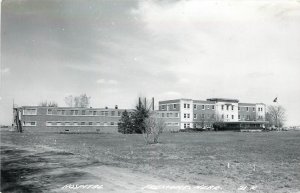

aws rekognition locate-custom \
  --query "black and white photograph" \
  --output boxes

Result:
[1,0,300,192]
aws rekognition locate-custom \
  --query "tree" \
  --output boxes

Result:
[144,113,166,144]
[131,97,151,134]
[64,95,75,107]
[118,110,133,134]
[64,94,91,108]
[39,101,58,107]
[266,105,286,128]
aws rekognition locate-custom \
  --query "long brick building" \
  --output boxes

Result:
[13,105,133,133]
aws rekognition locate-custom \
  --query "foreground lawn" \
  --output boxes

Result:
[1,131,300,192]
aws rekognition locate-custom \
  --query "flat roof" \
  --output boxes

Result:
[238,103,256,106]
[17,106,133,111]
[207,98,239,103]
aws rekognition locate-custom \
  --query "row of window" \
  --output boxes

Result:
[23,121,37,126]
[166,122,180,126]
[221,105,234,111]
[160,104,178,110]
[160,112,179,118]
[46,121,118,126]
[159,104,263,112]
[47,109,122,117]
[184,113,217,119]
[188,104,215,110]
[222,114,235,120]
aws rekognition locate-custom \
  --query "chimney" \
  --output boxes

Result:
[105,106,108,109]
[115,105,118,109]
[152,97,154,110]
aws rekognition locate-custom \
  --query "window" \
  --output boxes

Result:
[207,105,210,110]
[57,122,62,126]
[187,123,190,128]
[89,122,93,126]
[221,105,224,110]
[104,122,108,126]
[23,121,36,126]
[93,111,97,115]
[187,114,190,118]
[184,114,186,118]
[222,114,224,119]
[194,114,197,119]
[226,105,229,111]
[96,122,101,126]
[104,111,108,116]
[247,115,250,120]
[166,113,169,118]
[46,121,52,126]
[187,104,190,108]
[47,109,53,115]
[162,113,165,117]
[238,107,240,111]
[246,107,249,112]
[73,122,78,126]
[118,111,121,116]
[70,110,74,115]
[62,110,65,115]
[162,105,165,110]
[202,105,205,110]
[175,113,179,117]
[82,110,86,115]
[202,114,205,118]
[23,108,37,115]
[238,115,240,119]
[194,104,197,109]
[184,123,187,128]
[65,122,71,126]
[75,110,79,115]
[232,115,234,119]
[81,122,85,125]
[173,104,177,109]
[253,107,255,112]
[232,106,234,110]
[226,115,229,118]
[212,105,215,110]
[111,111,115,116]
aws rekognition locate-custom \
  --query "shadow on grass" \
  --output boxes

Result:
[1,146,90,193]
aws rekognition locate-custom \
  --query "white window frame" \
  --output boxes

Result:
[23,108,37,115]
[23,121,37,126]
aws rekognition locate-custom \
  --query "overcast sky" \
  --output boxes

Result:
[1,0,300,126]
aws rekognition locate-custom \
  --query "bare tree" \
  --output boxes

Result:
[64,94,91,107]
[267,105,286,128]
[39,100,58,107]
[144,113,166,144]
[64,95,74,107]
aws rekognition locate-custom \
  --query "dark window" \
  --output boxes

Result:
[89,122,93,125]
[82,110,86,115]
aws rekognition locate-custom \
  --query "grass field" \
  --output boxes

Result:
[1,130,300,193]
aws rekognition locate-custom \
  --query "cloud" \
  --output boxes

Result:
[96,79,118,85]
[1,67,10,74]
